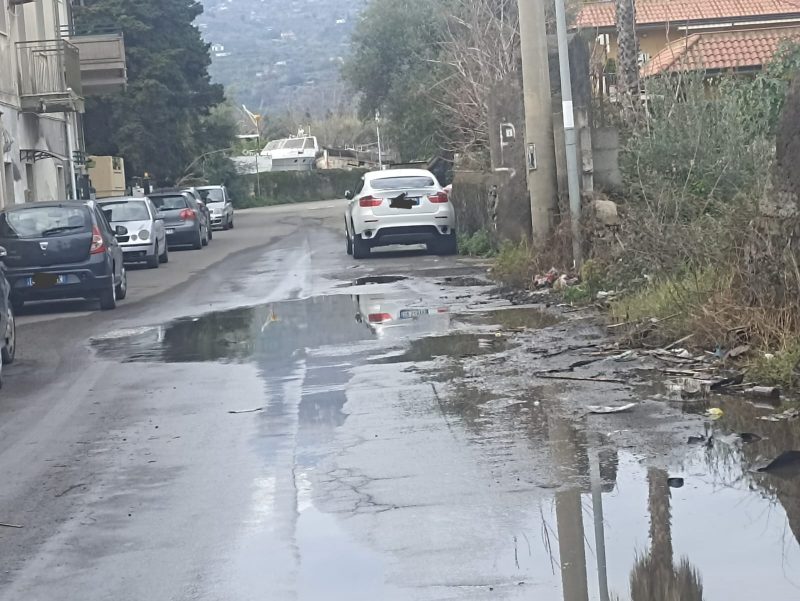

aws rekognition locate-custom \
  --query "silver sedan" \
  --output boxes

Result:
[98,197,169,269]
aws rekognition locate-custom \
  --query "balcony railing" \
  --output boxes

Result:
[67,33,127,95]
[16,39,84,113]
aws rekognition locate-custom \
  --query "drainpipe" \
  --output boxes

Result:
[66,112,78,200]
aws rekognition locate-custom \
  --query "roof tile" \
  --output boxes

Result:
[641,25,800,75]
[576,0,800,29]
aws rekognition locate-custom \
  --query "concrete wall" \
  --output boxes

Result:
[592,127,622,192]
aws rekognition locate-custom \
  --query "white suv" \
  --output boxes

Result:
[344,169,457,259]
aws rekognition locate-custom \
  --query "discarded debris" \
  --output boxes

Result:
[709,372,745,391]
[757,451,800,476]
[587,402,637,414]
[705,408,724,419]
[688,435,707,445]
[759,408,800,422]
[667,477,685,488]
[0,523,23,529]
[537,374,627,384]
[613,350,637,362]
[744,386,781,399]
[739,433,763,444]
[727,345,751,359]
[228,407,264,415]
[681,378,704,396]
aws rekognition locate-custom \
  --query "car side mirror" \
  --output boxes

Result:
[115,225,128,236]
[0,246,7,259]
[344,190,353,200]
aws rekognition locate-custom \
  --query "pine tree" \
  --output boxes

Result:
[74,0,225,184]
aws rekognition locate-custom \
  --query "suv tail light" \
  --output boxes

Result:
[90,225,106,255]
[180,208,197,221]
[368,313,392,323]
[429,192,449,203]
[359,196,383,208]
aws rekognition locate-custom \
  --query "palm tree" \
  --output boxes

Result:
[614,0,641,118]
[630,468,704,601]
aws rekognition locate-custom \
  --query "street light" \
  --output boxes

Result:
[375,110,383,170]
[243,105,263,199]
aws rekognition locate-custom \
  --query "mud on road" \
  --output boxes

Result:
[1,209,799,601]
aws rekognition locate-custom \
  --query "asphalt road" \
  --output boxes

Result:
[2,200,800,601]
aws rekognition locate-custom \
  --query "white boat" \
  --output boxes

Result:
[259,134,320,172]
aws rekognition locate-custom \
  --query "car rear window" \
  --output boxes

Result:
[0,206,91,239]
[199,188,224,202]
[149,195,188,210]
[371,176,436,190]
[100,201,150,222]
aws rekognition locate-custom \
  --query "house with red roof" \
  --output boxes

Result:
[575,0,800,77]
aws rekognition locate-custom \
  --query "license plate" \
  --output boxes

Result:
[166,229,175,235]
[400,309,429,319]
[27,274,67,288]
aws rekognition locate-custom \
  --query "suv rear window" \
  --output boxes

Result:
[0,206,91,239]
[100,201,150,222]
[149,195,188,210]
[199,188,224,202]
[371,176,436,190]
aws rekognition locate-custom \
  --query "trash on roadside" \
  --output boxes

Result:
[759,408,800,422]
[705,407,724,419]
[674,349,692,359]
[534,268,560,289]
[681,378,707,397]
[727,345,751,359]
[613,350,637,362]
[0,522,23,529]
[709,372,745,391]
[228,407,264,414]
[552,274,569,291]
[745,386,781,399]
[688,435,707,444]
[739,433,763,444]
[587,402,637,414]
[756,451,800,476]
[667,477,685,488]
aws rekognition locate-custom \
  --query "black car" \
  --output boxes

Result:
[0,201,128,311]
[148,191,210,250]
[0,248,16,380]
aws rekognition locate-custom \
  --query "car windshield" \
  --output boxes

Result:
[199,189,225,203]
[100,201,150,222]
[149,195,188,210]
[371,176,436,190]
[0,206,90,239]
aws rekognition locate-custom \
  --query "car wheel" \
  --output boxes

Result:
[2,306,16,365]
[229,218,234,230]
[99,276,117,310]
[352,235,370,260]
[201,225,209,246]
[208,225,213,242]
[115,267,128,300]
[433,232,459,256]
[146,248,159,269]
[159,240,169,263]
[193,228,203,250]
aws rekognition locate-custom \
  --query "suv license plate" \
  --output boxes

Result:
[166,228,175,235]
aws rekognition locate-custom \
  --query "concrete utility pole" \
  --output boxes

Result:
[554,0,583,266]
[518,0,558,243]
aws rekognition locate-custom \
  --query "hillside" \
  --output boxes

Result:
[198,0,365,116]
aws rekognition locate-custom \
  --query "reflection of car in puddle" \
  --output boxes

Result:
[353,293,450,339]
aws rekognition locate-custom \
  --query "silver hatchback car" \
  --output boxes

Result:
[344,169,457,259]
[98,197,168,269]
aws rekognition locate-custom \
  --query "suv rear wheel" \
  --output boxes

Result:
[352,235,370,260]
[99,277,117,310]
[115,268,128,300]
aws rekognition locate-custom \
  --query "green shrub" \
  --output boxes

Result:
[491,241,533,288]
[458,229,495,257]
[747,341,800,389]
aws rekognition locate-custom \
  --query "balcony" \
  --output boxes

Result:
[68,33,127,95]
[16,40,84,113]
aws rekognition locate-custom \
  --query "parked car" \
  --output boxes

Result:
[0,247,16,375]
[196,185,235,230]
[0,201,127,311]
[98,197,168,269]
[182,188,213,242]
[148,191,209,250]
[344,169,457,259]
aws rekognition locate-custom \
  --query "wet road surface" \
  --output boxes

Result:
[1,201,800,600]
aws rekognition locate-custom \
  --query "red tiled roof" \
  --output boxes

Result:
[576,0,800,30]
[641,25,800,75]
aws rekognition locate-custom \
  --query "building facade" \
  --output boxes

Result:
[0,0,126,208]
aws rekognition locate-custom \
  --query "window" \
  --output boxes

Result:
[0,3,7,36]
[371,176,436,191]
[0,206,90,239]
[2,163,13,208]
[149,195,188,211]
[100,201,150,222]
[25,164,35,202]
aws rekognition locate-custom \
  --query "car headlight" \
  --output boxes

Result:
[138,229,150,241]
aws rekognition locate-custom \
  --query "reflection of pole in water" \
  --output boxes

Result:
[549,416,589,601]
[556,488,589,601]
[590,448,610,601]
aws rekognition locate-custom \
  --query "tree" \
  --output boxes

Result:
[74,0,226,185]
[615,0,640,119]
[342,0,451,161]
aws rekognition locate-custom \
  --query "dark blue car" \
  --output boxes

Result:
[0,201,128,311]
